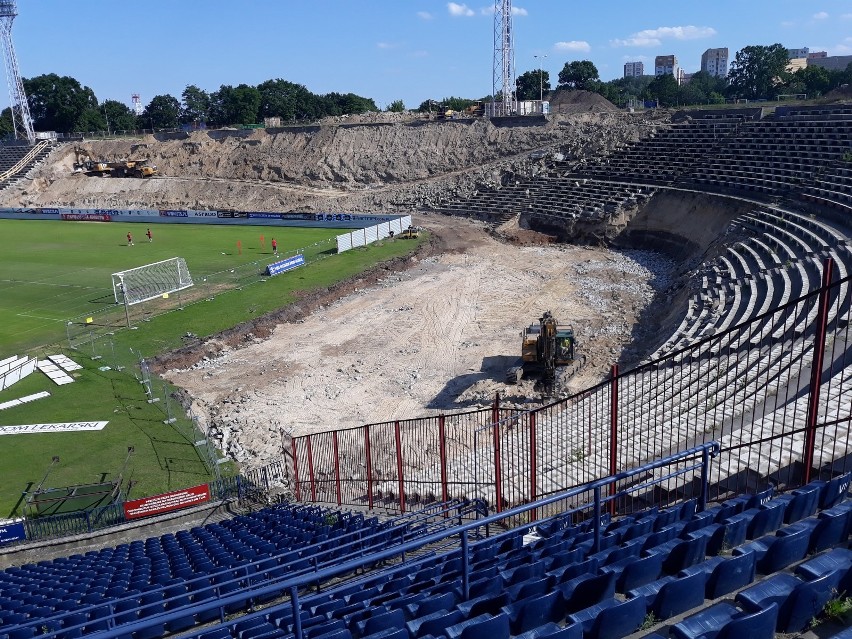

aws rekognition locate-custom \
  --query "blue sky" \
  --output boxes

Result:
[6,1,851,112]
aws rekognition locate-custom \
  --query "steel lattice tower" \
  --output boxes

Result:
[0,0,33,143]
[491,0,516,117]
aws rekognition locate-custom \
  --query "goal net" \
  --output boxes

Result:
[112,257,194,306]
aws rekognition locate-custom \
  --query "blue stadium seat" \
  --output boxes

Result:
[738,570,842,633]
[773,483,821,524]
[805,502,852,553]
[735,523,811,574]
[445,612,510,639]
[603,551,664,592]
[404,592,456,620]
[407,609,465,638]
[795,547,852,586]
[358,609,406,637]
[649,571,706,619]
[513,622,581,639]
[560,571,616,614]
[716,603,778,639]
[815,471,851,509]
[704,550,756,599]
[501,590,563,634]
[584,595,647,639]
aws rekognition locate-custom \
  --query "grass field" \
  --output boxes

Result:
[0,219,343,351]
[0,218,423,516]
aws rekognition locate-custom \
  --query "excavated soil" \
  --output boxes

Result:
[160,214,676,469]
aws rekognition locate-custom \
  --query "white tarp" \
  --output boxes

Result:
[0,391,50,412]
[336,215,413,253]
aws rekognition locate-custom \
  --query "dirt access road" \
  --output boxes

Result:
[163,215,671,469]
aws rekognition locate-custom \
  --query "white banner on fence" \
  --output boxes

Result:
[0,357,35,391]
[336,215,412,253]
[0,421,109,436]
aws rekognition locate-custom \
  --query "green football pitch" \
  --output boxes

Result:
[0,218,342,352]
[0,217,422,517]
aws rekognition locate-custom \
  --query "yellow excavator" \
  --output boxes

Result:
[507,311,582,389]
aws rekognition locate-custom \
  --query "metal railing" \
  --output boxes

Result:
[13,443,717,639]
[292,265,852,512]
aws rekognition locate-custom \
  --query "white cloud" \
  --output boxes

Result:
[512,6,528,16]
[781,20,796,27]
[410,50,429,58]
[622,55,650,62]
[813,11,829,19]
[842,13,852,19]
[376,42,398,49]
[554,40,591,53]
[611,25,716,47]
[448,2,474,17]
[835,43,852,54]
[417,11,433,20]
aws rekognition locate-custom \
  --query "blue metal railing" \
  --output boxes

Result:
[11,442,718,639]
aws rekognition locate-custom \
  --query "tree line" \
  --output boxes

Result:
[1,75,379,135]
[4,43,851,135]
[513,44,852,109]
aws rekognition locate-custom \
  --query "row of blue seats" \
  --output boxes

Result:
[3,477,849,639]
[0,503,470,638]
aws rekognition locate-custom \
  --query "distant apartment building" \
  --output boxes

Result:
[701,47,729,77]
[624,61,644,78]
[655,55,679,79]
[808,51,828,59]
[807,55,852,72]
[787,47,809,59]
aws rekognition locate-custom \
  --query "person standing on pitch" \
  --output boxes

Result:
[127,232,134,246]
[271,238,278,255]
[146,228,153,242]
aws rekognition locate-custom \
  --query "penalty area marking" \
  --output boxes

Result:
[0,421,109,435]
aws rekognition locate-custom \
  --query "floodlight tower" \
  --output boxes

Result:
[491,0,516,117]
[0,0,33,143]
[131,93,143,116]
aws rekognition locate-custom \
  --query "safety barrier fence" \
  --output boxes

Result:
[336,216,412,252]
[14,444,716,639]
[292,261,852,513]
[9,468,282,545]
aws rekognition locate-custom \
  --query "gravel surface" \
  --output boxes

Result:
[162,217,675,471]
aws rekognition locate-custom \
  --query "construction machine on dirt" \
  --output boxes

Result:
[506,311,585,392]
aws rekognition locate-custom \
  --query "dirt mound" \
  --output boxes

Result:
[6,112,656,214]
[548,90,620,114]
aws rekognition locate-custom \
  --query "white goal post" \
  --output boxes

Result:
[112,257,194,306]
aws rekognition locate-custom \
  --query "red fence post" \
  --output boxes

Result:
[394,421,406,513]
[803,258,833,484]
[307,435,316,502]
[291,438,301,502]
[529,411,537,522]
[365,425,373,510]
[609,364,619,516]
[332,431,342,506]
[439,415,448,506]
[493,392,503,513]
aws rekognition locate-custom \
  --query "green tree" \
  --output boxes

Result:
[386,99,405,112]
[141,94,180,129]
[180,85,210,125]
[102,99,137,132]
[645,74,680,107]
[210,84,261,125]
[24,73,98,133]
[794,65,831,97]
[557,60,599,91]
[0,107,13,138]
[75,108,106,132]
[728,44,790,99]
[516,69,551,101]
[321,92,377,116]
[257,79,323,122]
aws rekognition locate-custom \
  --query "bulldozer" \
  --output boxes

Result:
[73,148,158,178]
[506,311,583,390]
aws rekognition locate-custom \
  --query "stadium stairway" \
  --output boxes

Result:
[5,474,847,639]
